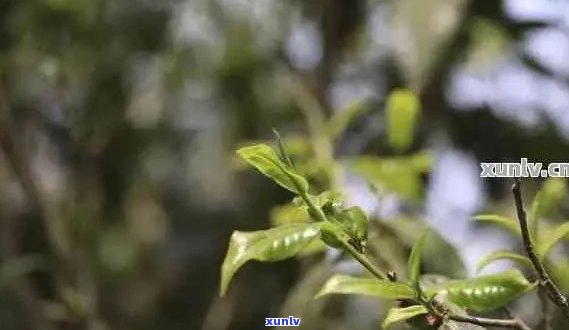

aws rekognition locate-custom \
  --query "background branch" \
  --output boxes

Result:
[512,180,569,319]
[447,313,532,330]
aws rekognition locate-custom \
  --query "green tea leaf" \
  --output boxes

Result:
[530,178,566,222]
[382,305,428,329]
[386,88,420,152]
[270,203,311,227]
[323,205,368,253]
[475,251,532,273]
[538,221,569,260]
[408,232,427,287]
[315,275,415,300]
[428,269,534,312]
[237,144,309,194]
[220,223,321,296]
[319,221,351,250]
[472,215,520,236]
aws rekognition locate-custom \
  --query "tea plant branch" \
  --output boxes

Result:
[446,313,532,330]
[298,189,388,281]
[512,180,569,319]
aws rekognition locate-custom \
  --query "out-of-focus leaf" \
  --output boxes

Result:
[408,232,427,286]
[382,305,428,329]
[386,89,420,152]
[530,178,566,222]
[538,222,569,261]
[270,203,311,226]
[392,0,468,89]
[384,219,466,278]
[472,215,520,236]
[475,251,532,273]
[351,152,432,200]
[0,255,47,283]
[220,223,321,296]
[327,101,368,138]
[550,260,569,293]
[315,274,415,299]
[237,144,309,194]
[426,270,535,312]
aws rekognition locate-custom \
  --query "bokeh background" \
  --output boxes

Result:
[1,0,569,329]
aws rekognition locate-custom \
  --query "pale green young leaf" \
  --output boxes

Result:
[538,222,569,260]
[382,305,428,329]
[408,232,427,286]
[270,203,311,227]
[426,269,535,312]
[530,178,566,222]
[220,223,321,296]
[237,144,309,194]
[315,275,415,299]
[472,215,520,236]
[475,251,532,273]
[385,88,420,152]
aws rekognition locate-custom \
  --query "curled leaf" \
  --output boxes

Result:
[427,269,535,312]
[220,223,321,296]
[538,221,569,260]
[237,144,309,194]
[475,251,532,273]
[316,274,415,300]
[408,232,427,287]
[472,214,520,236]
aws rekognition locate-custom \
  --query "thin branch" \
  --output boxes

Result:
[512,180,569,319]
[447,313,532,330]
[299,189,387,281]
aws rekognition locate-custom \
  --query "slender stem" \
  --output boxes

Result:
[297,190,387,280]
[338,239,387,280]
[447,313,532,330]
[512,180,569,319]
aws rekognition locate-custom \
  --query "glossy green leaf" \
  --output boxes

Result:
[475,251,532,273]
[538,221,569,260]
[386,88,420,152]
[237,144,309,194]
[327,101,368,138]
[382,305,428,329]
[427,270,534,312]
[472,214,520,236]
[315,275,416,300]
[220,223,321,296]
[408,232,427,286]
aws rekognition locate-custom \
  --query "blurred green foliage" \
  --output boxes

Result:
[1,0,569,329]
